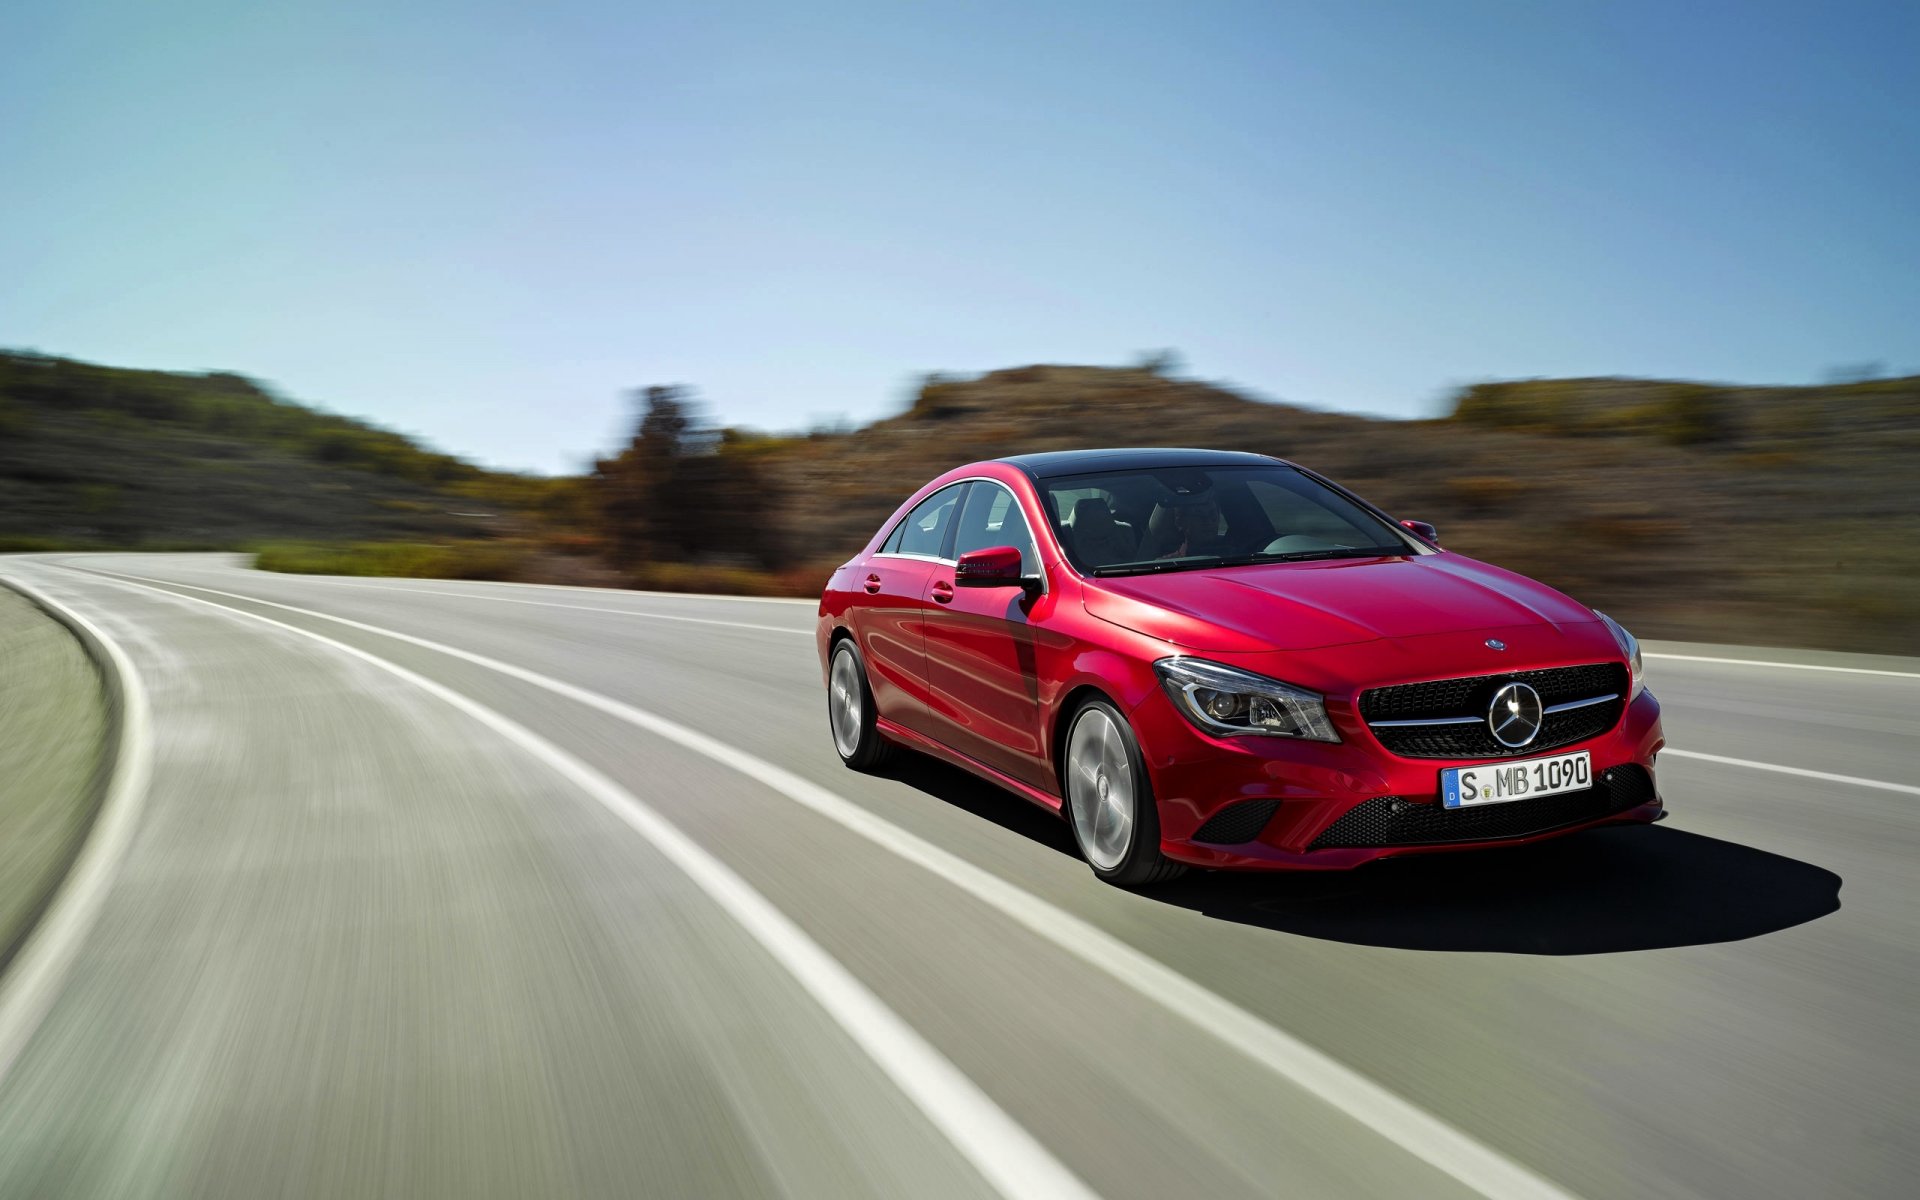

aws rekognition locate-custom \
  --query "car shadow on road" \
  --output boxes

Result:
[1153,825,1842,955]
[876,753,1082,857]
[880,755,1841,955]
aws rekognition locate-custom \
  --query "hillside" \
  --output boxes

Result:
[6,349,1915,654]
[0,351,541,550]
[759,366,1920,654]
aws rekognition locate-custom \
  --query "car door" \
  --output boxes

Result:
[857,482,965,735]
[921,479,1054,787]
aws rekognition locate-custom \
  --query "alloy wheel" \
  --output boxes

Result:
[829,646,863,759]
[1066,706,1135,871]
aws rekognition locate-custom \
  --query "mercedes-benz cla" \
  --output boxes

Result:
[817,449,1664,886]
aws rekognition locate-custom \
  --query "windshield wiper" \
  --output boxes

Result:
[1089,556,1228,577]
[1090,547,1403,576]
[1223,546,1405,565]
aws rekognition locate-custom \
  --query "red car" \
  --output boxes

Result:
[818,449,1664,886]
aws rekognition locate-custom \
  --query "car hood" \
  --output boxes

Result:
[1083,553,1599,652]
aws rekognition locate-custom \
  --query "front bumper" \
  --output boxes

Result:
[1133,684,1666,871]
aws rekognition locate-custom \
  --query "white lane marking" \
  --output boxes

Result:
[80,565,1574,1200]
[0,571,155,1085]
[239,576,811,636]
[1648,652,1920,680]
[227,559,818,606]
[1662,748,1920,796]
[417,577,818,606]
[74,570,1095,1200]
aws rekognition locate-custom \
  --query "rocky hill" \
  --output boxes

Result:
[0,351,547,550]
[6,348,1914,653]
[763,366,1920,653]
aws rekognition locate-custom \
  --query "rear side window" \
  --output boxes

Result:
[883,483,966,557]
[951,482,1037,574]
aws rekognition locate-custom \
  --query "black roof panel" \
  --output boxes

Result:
[996,447,1284,479]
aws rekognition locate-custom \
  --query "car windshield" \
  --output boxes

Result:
[1039,463,1415,576]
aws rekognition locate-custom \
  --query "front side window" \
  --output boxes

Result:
[883,483,966,557]
[1040,464,1414,575]
[951,482,1038,575]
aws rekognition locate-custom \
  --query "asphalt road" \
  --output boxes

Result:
[0,553,1913,1199]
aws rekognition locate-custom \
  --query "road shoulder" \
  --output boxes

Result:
[0,584,108,968]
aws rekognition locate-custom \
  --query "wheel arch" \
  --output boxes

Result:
[1050,683,1118,802]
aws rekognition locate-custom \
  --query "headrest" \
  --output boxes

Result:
[1071,497,1117,534]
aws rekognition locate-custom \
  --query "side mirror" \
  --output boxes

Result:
[1400,519,1439,544]
[954,545,1028,589]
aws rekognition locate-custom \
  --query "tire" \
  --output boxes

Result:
[1062,699,1187,887]
[827,638,894,771]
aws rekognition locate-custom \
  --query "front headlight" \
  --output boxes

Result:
[1595,611,1645,699]
[1153,657,1340,742]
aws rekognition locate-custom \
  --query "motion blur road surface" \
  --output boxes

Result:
[0,554,1913,1199]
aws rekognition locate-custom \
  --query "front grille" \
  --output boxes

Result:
[1192,799,1280,844]
[1361,663,1624,721]
[1360,663,1628,759]
[1308,764,1656,850]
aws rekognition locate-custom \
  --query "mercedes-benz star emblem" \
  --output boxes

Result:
[1485,638,1506,651]
[1487,681,1543,748]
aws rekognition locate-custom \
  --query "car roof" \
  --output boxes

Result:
[995,447,1287,479]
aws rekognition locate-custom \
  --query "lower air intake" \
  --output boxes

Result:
[1192,800,1280,844]
[1308,765,1656,850]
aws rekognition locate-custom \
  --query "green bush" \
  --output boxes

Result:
[624,560,826,597]
[1445,475,1530,510]
[1449,380,1585,433]
[1661,385,1730,446]
[0,535,87,553]
[254,540,529,581]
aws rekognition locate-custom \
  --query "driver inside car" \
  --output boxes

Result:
[1153,495,1230,559]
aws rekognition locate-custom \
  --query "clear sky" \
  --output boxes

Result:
[5,1,1916,474]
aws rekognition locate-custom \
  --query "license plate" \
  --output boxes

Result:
[1442,750,1591,809]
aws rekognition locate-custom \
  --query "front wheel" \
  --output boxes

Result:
[827,639,893,771]
[1063,700,1186,887]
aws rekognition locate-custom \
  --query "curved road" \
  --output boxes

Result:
[0,553,1913,1199]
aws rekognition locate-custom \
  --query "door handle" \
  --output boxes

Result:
[931,579,954,603]
[864,574,882,594]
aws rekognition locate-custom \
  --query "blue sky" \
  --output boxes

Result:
[4,1,1915,474]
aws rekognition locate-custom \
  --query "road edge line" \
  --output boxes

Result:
[231,553,818,606]
[77,564,1578,1200]
[1661,748,1920,796]
[72,567,1097,1200]
[0,572,154,1084]
[1646,652,1920,680]
[258,577,811,636]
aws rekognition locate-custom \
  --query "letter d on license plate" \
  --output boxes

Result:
[1442,750,1591,808]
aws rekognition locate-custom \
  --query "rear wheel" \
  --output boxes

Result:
[828,639,893,770]
[1063,700,1186,887]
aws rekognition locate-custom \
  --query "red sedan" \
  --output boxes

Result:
[817,448,1664,886]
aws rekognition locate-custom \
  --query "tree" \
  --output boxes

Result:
[592,385,786,571]
[1134,349,1184,377]
[594,385,696,566]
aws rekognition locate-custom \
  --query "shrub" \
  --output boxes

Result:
[1565,515,1686,549]
[0,397,30,438]
[0,535,83,552]
[1445,475,1530,510]
[625,561,805,596]
[1661,385,1730,446]
[1449,380,1582,433]
[254,540,529,581]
